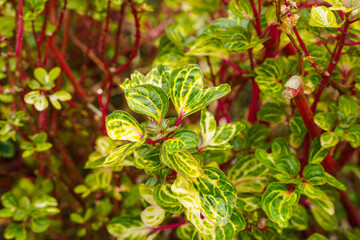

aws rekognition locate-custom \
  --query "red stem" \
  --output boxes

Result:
[151,222,186,231]
[311,20,350,111]
[114,0,140,75]
[248,79,260,123]
[339,190,360,227]
[293,92,320,140]
[51,42,88,101]
[345,42,360,46]
[14,0,24,57]
[100,0,111,61]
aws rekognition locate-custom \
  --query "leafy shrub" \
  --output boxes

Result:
[0,0,360,239]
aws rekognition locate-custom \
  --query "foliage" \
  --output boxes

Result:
[0,0,360,239]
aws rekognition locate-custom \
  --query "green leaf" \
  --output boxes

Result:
[228,0,252,19]
[0,208,13,218]
[169,64,230,119]
[139,184,157,205]
[140,205,166,226]
[297,182,325,199]
[228,155,269,193]
[311,193,335,215]
[1,192,18,208]
[106,110,144,141]
[210,122,244,146]
[25,91,49,111]
[51,90,72,101]
[153,184,181,207]
[28,80,41,90]
[309,6,343,28]
[236,194,262,212]
[35,142,52,152]
[102,139,145,167]
[163,130,199,154]
[255,137,295,173]
[4,224,26,240]
[124,85,169,123]
[307,233,328,240]
[290,205,308,231]
[200,108,217,147]
[48,67,61,82]
[107,217,152,239]
[31,216,50,233]
[224,33,255,53]
[34,68,48,85]
[160,146,203,178]
[255,58,284,97]
[187,37,229,58]
[70,213,85,224]
[261,183,300,228]
[207,207,246,240]
[303,164,326,185]
[314,112,335,131]
[144,65,170,96]
[257,103,287,123]
[320,132,339,148]
[290,116,306,137]
[49,96,61,110]
[344,125,360,148]
[310,200,338,231]
[308,137,329,164]
[325,172,346,190]
[338,95,357,116]
[191,167,237,226]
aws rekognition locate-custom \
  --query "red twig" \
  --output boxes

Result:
[114,0,140,75]
[311,20,351,111]
[14,0,24,57]
[100,0,111,61]
[51,42,88,101]
[151,222,186,231]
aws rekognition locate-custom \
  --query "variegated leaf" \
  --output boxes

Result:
[144,65,171,96]
[303,164,326,185]
[325,172,346,191]
[125,85,169,123]
[191,167,237,226]
[139,184,157,205]
[290,205,308,231]
[169,64,230,119]
[160,146,203,178]
[320,132,339,148]
[153,184,181,207]
[309,199,338,231]
[228,155,269,193]
[261,183,300,228]
[140,205,165,226]
[107,217,153,239]
[209,122,244,146]
[106,110,144,141]
[200,108,217,147]
[163,130,199,154]
[309,6,343,28]
[101,138,145,167]
[254,58,284,97]
[297,182,325,199]
[308,137,329,164]
[236,194,262,212]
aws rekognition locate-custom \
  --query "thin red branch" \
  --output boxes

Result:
[14,0,24,57]
[100,0,111,61]
[51,42,88,101]
[114,0,140,75]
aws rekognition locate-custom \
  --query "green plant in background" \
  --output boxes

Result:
[24,67,72,111]
[0,0,360,239]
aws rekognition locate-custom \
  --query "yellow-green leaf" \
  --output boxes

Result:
[160,146,203,178]
[125,85,169,123]
[106,110,144,142]
[309,6,343,28]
